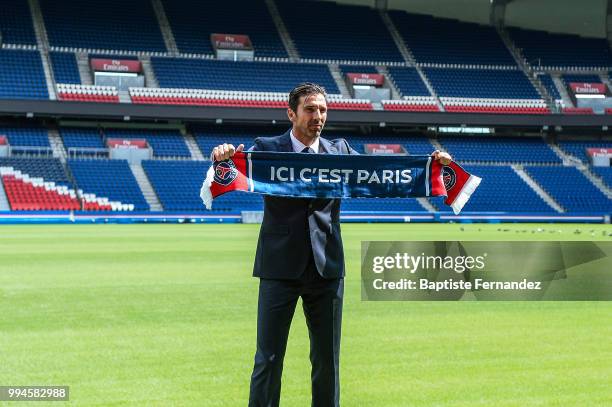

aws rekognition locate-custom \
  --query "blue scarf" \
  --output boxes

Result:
[200,151,480,214]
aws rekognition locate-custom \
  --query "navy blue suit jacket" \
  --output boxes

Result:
[251,130,357,280]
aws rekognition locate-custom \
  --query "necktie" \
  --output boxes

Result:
[301,147,313,153]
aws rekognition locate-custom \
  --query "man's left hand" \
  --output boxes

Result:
[431,150,452,166]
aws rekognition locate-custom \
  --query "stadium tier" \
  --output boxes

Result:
[557,140,612,163]
[342,197,425,212]
[0,50,48,100]
[525,166,611,213]
[151,58,340,94]
[142,160,263,212]
[430,165,554,213]
[338,65,380,75]
[67,159,149,211]
[438,137,560,164]
[103,129,190,158]
[39,0,166,52]
[387,67,431,97]
[161,0,286,57]
[508,27,612,69]
[388,11,516,66]
[60,128,106,156]
[50,52,81,84]
[592,167,612,189]
[0,0,37,45]
[424,68,540,99]
[561,74,603,85]
[0,157,71,186]
[537,74,562,100]
[276,1,403,62]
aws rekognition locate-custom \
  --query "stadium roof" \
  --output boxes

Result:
[320,0,608,38]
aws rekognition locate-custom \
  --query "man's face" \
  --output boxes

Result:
[288,93,327,141]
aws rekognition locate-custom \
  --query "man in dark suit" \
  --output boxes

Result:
[211,83,451,406]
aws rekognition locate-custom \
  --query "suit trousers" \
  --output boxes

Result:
[248,254,344,407]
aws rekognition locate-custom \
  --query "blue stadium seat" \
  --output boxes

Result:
[1,126,50,148]
[40,0,166,52]
[592,167,612,189]
[67,159,149,210]
[389,11,516,66]
[430,165,554,213]
[424,68,540,99]
[537,74,561,100]
[509,27,612,68]
[525,166,611,213]
[562,74,602,85]
[161,0,287,57]
[103,129,190,158]
[60,128,107,157]
[0,50,49,99]
[152,58,340,94]
[338,65,380,75]
[387,67,431,97]
[0,157,71,186]
[439,136,560,164]
[142,160,263,212]
[0,1,37,45]
[192,125,280,158]
[342,197,425,212]
[558,140,612,163]
[50,52,81,84]
[276,1,403,62]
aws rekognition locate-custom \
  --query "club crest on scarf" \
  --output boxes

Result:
[214,160,238,186]
[442,166,456,190]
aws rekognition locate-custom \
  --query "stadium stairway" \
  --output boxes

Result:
[551,75,575,108]
[47,128,67,163]
[497,27,555,111]
[265,0,300,61]
[76,52,93,85]
[183,133,205,160]
[511,165,563,212]
[151,0,179,55]
[328,64,353,99]
[129,163,163,211]
[29,0,57,100]
[0,176,10,210]
[579,167,612,199]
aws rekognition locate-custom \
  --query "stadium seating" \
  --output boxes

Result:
[562,107,594,115]
[382,99,440,112]
[1,171,80,211]
[276,1,403,62]
[103,128,190,158]
[50,53,81,84]
[525,166,610,213]
[142,160,263,212]
[387,67,431,97]
[56,84,119,103]
[151,58,341,94]
[338,65,380,75]
[0,126,51,156]
[0,157,70,186]
[441,98,550,114]
[191,124,280,156]
[161,0,287,58]
[60,127,107,157]
[537,74,562,100]
[561,74,602,85]
[430,165,553,213]
[438,136,560,164]
[424,68,541,99]
[39,0,166,52]
[67,159,149,210]
[508,27,612,69]
[0,50,49,100]
[592,167,612,189]
[389,11,516,66]
[342,197,425,212]
[557,140,612,163]
[0,1,37,45]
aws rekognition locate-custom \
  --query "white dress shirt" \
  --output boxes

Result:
[290,130,320,153]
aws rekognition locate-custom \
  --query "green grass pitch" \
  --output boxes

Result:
[1,223,611,406]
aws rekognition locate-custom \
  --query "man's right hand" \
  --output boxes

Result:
[211,143,244,161]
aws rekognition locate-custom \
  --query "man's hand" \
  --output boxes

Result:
[211,143,244,161]
[431,150,452,166]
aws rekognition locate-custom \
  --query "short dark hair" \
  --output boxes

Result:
[288,82,327,113]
